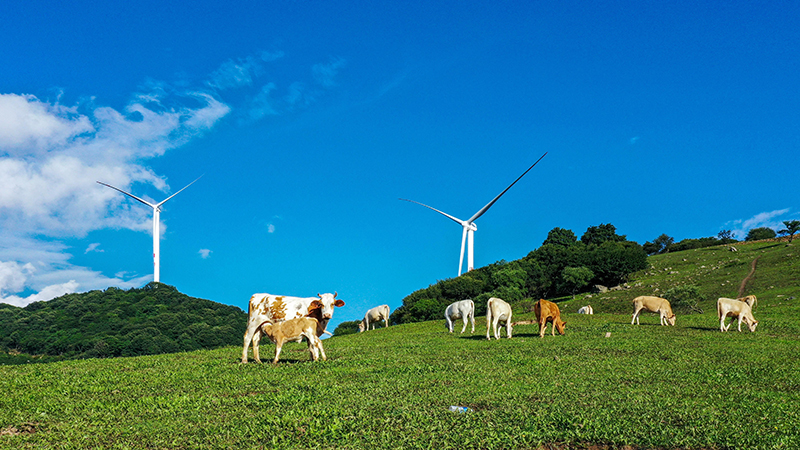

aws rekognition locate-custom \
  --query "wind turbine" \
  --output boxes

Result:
[97,175,202,283]
[401,152,546,276]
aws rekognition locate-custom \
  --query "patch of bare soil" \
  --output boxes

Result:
[1,422,37,436]
[738,256,761,297]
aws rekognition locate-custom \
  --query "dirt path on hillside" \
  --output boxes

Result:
[738,256,761,297]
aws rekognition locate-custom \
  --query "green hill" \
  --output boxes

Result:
[0,282,246,363]
[1,240,798,448]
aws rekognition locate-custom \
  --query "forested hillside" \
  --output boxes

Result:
[391,223,648,324]
[0,282,246,364]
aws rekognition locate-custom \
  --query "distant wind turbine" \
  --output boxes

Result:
[401,152,546,276]
[97,175,203,283]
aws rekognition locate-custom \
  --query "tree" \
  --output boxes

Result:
[581,223,626,246]
[643,234,674,255]
[717,229,736,242]
[779,220,800,243]
[542,227,577,248]
[333,320,361,336]
[561,267,594,298]
[745,227,777,241]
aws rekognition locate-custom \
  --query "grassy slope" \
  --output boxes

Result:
[1,240,798,450]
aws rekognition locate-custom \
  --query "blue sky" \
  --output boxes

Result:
[1,1,798,331]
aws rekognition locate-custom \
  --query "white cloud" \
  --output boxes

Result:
[85,243,103,254]
[198,249,212,259]
[725,208,790,240]
[313,57,346,88]
[267,223,276,234]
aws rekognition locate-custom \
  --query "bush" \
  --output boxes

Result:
[663,285,703,314]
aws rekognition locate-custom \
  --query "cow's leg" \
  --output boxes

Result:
[241,320,261,364]
[486,312,493,340]
[315,336,327,361]
[469,312,475,334]
[384,317,389,328]
[631,306,642,325]
[506,315,513,339]
[272,340,284,364]
[460,316,468,334]
[737,316,744,332]
[719,315,727,332]
[252,331,263,363]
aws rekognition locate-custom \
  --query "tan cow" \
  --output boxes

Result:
[486,297,513,340]
[631,296,676,326]
[717,297,758,332]
[258,317,327,364]
[534,299,566,338]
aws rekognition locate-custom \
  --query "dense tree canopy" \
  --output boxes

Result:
[0,283,246,363]
[746,227,777,241]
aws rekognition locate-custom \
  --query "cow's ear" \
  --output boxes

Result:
[307,300,323,313]
[334,299,345,307]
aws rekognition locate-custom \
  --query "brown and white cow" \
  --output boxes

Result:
[242,292,344,363]
[486,297,513,340]
[258,316,327,364]
[358,304,390,332]
[631,296,676,326]
[534,299,566,338]
[717,297,758,332]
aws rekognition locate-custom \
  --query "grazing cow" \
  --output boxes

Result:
[577,305,594,315]
[358,304,390,332]
[534,299,566,338]
[258,316,327,364]
[631,296,676,326]
[717,297,759,332]
[445,299,475,334]
[486,297,513,340]
[242,292,344,363]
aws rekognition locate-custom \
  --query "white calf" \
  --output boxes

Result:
[358,304,390,332]
[445,299,475,333]
[577,305,594,315]
[631,296,676,326]
[717,297,758,332]
[486,297,513,340]
[258,317,327,364]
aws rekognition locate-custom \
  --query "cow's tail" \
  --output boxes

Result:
[716,298,722,318]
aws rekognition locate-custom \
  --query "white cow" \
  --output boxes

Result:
[631,296,676,326]
[445,299,475,333]
[577,305,594,315]
[486,297,513,340]
[717,297,758,332]
[358,304,390,332]
[242,292,344,363]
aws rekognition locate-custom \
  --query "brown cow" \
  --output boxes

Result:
[534,299,566,338]
[631,296,676,326]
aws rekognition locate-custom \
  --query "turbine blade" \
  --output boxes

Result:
[399,198,465,225]
[97,181,156,208]
[157,174,203,207]
[468,152,547,223]
[458,226,468,276]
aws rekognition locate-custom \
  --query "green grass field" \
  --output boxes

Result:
[2,241,798,449]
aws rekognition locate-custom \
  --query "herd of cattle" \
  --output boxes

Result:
[240,291,760,364]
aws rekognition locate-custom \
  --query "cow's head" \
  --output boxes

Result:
[667,314,677,326]
[555,319,566,335]
[746,318,758,332]
[358,321,366,333]
[316,292,345,320]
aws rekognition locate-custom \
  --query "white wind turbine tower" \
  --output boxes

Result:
[97,176,202,283]
[401,152,546,276]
